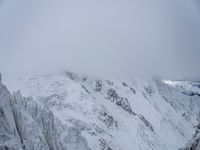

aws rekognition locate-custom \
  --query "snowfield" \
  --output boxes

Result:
[1,71,200,150]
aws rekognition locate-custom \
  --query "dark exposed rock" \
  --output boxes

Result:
[81,85,91,94]
[122,82,128,87]
[98,111,118,129]
[99,139,113,150]
[130,87,136,94]
[106,81,114,86]
[107,89,119,102]
[106,89,135,115]
[138,114,154,132]
[182,91,200,97]
[64,71,80,81]
[95,80,103,92]
[144,85,155,96]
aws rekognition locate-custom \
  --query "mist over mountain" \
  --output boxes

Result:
[0,0,200,150]
[0,0,200,78]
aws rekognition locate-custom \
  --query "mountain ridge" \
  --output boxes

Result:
[1,71,200,150]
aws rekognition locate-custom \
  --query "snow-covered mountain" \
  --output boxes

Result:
[1,71,200,150]
[0,73,91,150]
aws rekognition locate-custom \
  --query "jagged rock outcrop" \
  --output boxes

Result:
[0,80,62,150]
[106,88,134,115]
[0,76,91,150]
[0,81,22,150]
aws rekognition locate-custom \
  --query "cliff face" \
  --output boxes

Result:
[0,83,21,150]
[0,80,62,150]
[0,76,91,150]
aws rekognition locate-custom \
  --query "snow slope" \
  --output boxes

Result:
[2,71,200,150]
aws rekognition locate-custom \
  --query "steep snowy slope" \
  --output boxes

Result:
[163,80,200,150]
[0,75,91,150]
[3,71,200,150]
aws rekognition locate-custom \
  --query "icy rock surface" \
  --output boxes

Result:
[0,81,62,150]
[3,71,200,150]
[0,77,91,150]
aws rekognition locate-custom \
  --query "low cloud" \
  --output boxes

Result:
[0,0,200,79]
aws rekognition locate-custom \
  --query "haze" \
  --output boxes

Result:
[0,0,200,79]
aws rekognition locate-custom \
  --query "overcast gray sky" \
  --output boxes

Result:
[0,0,200,78]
